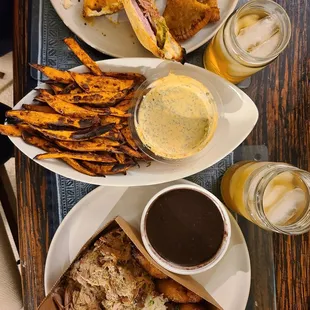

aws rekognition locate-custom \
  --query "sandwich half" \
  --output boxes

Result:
[83,0,124,17]
[122,0,186,62]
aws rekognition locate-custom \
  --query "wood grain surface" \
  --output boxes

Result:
[13,0,309,309]
[243,1,310,309]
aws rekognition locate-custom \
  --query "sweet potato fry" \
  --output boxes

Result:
[82,162,134,176]
[49,84,65,94]
[39,90,100,118]
[22,132,97,176]
[121,126,137,150]
[35,151,117,163]
[30,64,74,84]
[101,116,122,125]
[114,100,134,112]
[56,91,126,106]
[22,104,57,114]
[64,38,103,76]
[55,139,120,152]
[119,145,149,160]
[71,72,135,92]
[115,153,126,164]
[101,129,123,141]
[60,83,82,94]
[6,110,97,129]
[84,106,131,117]
[29,123,115,141]
[62,158,96,176]
[103,72,146,83]
[0,124,22,137]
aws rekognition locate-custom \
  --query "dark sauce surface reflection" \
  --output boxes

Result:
[145,189,225,267]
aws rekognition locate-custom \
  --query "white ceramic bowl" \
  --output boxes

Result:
[140,183,231,275]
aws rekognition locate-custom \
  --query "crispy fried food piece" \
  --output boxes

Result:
[102,128,124,141]
[132,247,168,279]
[49,83,65,94]
[63,158,97,176]
[83,0,123,17]
[60,83,82,94]
[22,104,57,114]
[56,91,127,106]
[0,124,22,137]
[115,153,126,164]
[29,123,115,141]
[82,162,134,176]
[103,72,146,84]
[35,151,117,163]
[64,38,103,76]
[164,0,212,41]
[119,145,149,160]
[84,106,131,117]
[179,304,207,310]
[6,110,98,129]
[22,132,97,176]
[55,139,120,152]
[101,116,122,125]
[30,64,74,84]
[71,72,135,93]
[39,90,100,118]
[199,0,220,22]
[156,279,202,304]
[121,126,137,150]
[114,99,135,112]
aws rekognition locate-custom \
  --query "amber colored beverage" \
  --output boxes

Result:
[221,161,310,234]
[204,0,291,84]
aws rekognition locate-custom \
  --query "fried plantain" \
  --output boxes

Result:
[70,72,135,93]
[156,279,202,303]
[132,247,168,279]
[30,64,74,84]
[64,38,103,76]
[6,110,98,129]
[35,151,117,163]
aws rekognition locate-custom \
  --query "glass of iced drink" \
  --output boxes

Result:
[221,161,310,234]
[204,0,291,84]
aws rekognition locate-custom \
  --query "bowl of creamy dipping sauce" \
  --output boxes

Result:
[140,184,231,275]
[129,72,219,163]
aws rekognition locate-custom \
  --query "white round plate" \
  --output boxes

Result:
[50,0,238,57]
[45,180,251,310]
[9,58,258,186]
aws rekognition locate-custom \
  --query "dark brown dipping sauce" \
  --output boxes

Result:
[145,189,225,267]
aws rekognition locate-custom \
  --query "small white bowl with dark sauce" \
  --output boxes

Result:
[140,184,231,275]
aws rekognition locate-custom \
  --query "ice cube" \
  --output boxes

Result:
[236,14,280,53]
[263,184,288,208]
[265,188,306,226]
[250,32,281,57]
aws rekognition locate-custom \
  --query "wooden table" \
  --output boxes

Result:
[13,0,309,309]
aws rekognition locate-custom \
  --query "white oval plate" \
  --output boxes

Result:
[45,179,251,310]
[9,58,258,186]
[50,0,238,57]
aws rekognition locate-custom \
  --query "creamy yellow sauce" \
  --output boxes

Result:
[135,74,218,159]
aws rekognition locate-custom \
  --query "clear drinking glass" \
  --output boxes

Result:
[221,161,310,234]
[204,0,291,84]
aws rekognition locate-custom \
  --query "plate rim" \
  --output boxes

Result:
[44,179,251,309]
[49,0,239,57]
[9,58,259,187]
